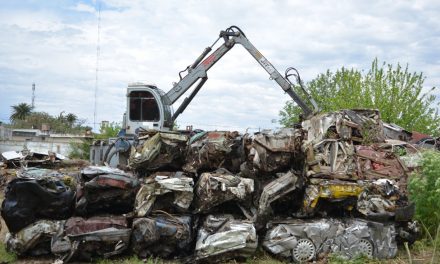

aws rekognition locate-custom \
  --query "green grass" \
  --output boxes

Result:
[328,254,381,264]
[97,255,176,264]
[0,243,16,263]
[97,255,145,264]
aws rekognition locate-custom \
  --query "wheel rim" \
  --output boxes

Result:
[357,239,373,257]
[292,238,315,262]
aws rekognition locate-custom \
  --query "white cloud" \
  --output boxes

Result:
[0,0,439,131]
[71,3,96,13]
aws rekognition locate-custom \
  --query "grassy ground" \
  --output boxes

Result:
[1,242,436,264]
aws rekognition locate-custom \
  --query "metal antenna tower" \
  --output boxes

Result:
[31,83,35,108]
[93,4,101,130]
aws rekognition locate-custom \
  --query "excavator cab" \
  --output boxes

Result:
[123,83,172,135]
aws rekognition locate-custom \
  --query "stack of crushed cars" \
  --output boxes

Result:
[1,109,420,263]
[1,148,67,168]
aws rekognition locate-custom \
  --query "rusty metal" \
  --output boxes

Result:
[52,216,131,261]
[1,107,422,262]
[193,168,254,213]
[183,131,244,173]
[131,214,194,258]
[134,171,194,216]
[195,215,257,261]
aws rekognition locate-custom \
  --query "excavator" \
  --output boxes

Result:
[122,26,318,134]
[92,26,318,165]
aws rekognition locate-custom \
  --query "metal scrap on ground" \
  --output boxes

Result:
[0,109,423,263]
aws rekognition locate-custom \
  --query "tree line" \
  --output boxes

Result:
[8,103,90,134]
[279,58,439,136]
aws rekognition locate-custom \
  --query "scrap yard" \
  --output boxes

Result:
[0,108,428,263]
[0,12,440,264]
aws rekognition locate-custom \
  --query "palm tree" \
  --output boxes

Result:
[66,113,78,127]
[10,103,33,123]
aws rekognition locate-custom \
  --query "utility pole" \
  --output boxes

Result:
[32,83,35,108]
[93,4,101,130]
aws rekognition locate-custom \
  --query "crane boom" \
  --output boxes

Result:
[162,26,316,122]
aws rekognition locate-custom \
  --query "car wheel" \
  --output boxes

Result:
[292,238,315,262]
[357,239,373,257]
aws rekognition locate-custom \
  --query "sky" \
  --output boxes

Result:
[0,0,439,132]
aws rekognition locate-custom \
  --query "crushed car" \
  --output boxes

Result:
[51,216,131,262]
[193,168,254,214]
[76,166,140,215]
[131,214,195,258]
[134,171,194,216]
[1,168,76,233]
[263,218,398,262]
[249,128,302,173]
[0,107,423,262]
[129,132,188,171]
[5,220,64,256]
[1,148,66,168]
[183,131,244,173]
[194,215,258,262]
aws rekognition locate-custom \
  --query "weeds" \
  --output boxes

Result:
[97,255,175,264]
[409,151,440,235]
[0,243,16,263]
[328,254,379,264]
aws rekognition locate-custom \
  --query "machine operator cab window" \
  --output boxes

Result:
[128,90,160,122]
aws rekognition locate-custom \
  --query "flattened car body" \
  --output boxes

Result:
[193,169,254,213]
[1,168,75,233]
[5,220,64,256]
[249,128,301,173]
[301,109,385,145]
[76,166,140,215]
[299,178,364,216]
[357,179,414,221]
[184,131,244,173]
[134,171,194,217]
[263,218,397,262]
[355,145,407,181]
[51,216,131,261]
[129,132,188,171]
[195,215,257,261]
[131,214,194,258]
[257,170,301,218]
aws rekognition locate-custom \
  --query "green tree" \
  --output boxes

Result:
[279,59,440,135]
[95,122,121,139]
[58,111,66,122]
[68,138,92,160]
[10,110,89,134]
[10,103,33,123]
[66,113,78,127]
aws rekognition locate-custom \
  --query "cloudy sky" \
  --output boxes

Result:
[0,0,439,132]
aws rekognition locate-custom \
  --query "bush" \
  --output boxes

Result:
[68,139,92,160]
[409,151,440,235]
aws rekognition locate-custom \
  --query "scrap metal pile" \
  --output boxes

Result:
[1,148,66,168]
[1,109,419,263]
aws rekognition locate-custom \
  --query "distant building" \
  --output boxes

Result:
[0,125,92,156]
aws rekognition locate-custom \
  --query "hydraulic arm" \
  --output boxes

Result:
[162,26,318,122]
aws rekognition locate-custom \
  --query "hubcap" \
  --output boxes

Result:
[292,238,315,262]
